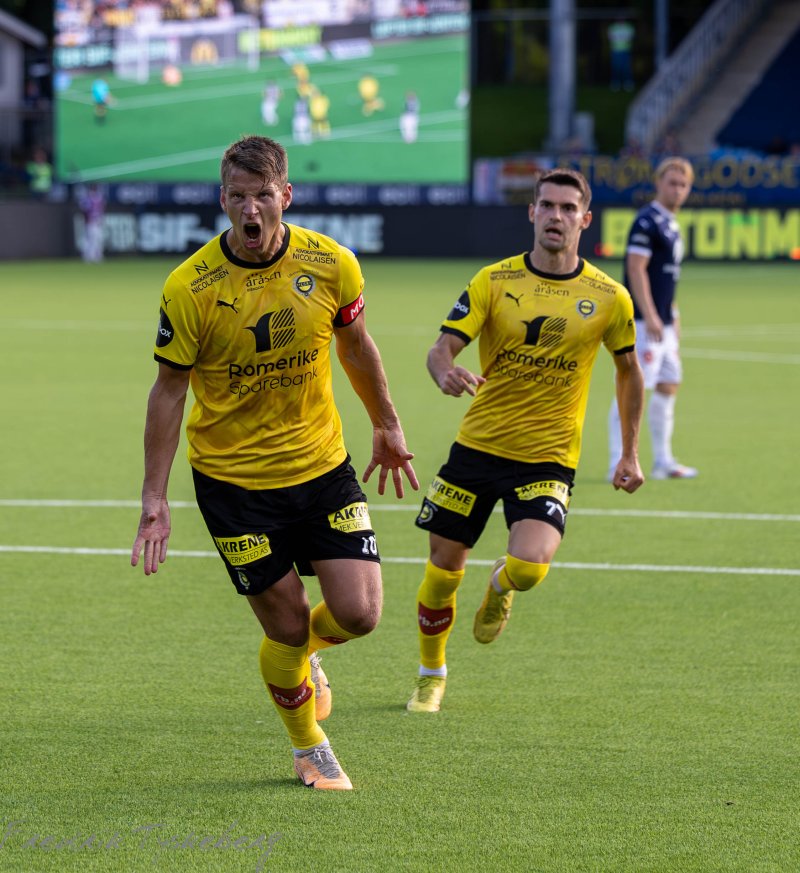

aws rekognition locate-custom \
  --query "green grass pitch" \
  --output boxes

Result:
[56,34,468,184]
[0,256,798,872]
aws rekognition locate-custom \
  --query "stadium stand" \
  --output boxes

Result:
[715,21,800,154]
[678,0,800,154]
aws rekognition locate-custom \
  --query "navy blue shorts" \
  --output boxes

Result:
[193,457,380,595]
[414,443,574,548]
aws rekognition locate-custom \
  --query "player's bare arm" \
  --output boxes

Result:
[611,350,645,493]
[335,316,418,498]
[131,364,190,574]
[427,332,486,397]
[626,252,663,342]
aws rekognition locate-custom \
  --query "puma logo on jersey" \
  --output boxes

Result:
[505,292,523,306]
[217,298,239,313]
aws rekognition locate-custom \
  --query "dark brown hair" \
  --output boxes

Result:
[533,168,592,209]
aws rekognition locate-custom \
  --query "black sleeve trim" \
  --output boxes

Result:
[613,345,635,356]
[154,354,193,371]
[441,326,471,344]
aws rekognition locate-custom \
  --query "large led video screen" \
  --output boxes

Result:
[53,1,469,185]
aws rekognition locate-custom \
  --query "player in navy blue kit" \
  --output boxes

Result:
[608,157,697,480]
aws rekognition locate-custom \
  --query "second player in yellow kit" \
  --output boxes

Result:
[408,168,645,715]
[442,252,635,469]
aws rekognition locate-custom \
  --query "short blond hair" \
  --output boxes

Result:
[654,156,694,185]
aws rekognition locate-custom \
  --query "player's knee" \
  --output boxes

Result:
[339,611,378,637]
[504,555,550,591]
[331,600,381,637]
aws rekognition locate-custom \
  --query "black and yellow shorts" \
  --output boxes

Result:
[414,442,575,548]
[193,456,379,596]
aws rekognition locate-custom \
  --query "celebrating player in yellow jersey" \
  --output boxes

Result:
[407,168,645,714]
[131,135,418,790]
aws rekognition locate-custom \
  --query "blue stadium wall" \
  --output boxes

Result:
[2,153,798,260]
[3,202,799,262]
[3,155,799,260]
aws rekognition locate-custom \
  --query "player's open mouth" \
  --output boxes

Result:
[244,223,261,245]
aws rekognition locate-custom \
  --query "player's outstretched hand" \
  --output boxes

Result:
[363,426,420,498]
[131,497,172,575]
[438,366,486,397]
[611,458,645,494]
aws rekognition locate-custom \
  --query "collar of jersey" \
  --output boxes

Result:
[220,222,291,269]
[650,200,674,220]
[524,252,584,281]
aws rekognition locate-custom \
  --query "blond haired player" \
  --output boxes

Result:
[408,169,645,713]
[131,135,418,788]
[608,156,697,479]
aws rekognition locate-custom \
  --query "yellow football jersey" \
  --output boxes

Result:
[153,223,366,488]
[441,253,635,468]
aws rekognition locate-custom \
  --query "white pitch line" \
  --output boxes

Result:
[555,507,800,522]
[0,500,798,523]
[0,319,152,332]
[681,324,800,339]
[0,544,797,576]
[681,347,800,365]
[381,556,800,577]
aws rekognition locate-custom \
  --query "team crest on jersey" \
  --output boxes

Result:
[576,299,596,318]
[293,273,316,297]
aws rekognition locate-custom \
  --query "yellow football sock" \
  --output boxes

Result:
[417,560,465,670]
[259,636,325,751]
[496,555,550,592]
[307,602,360,655]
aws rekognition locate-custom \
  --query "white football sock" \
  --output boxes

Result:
[649,391,676,468]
